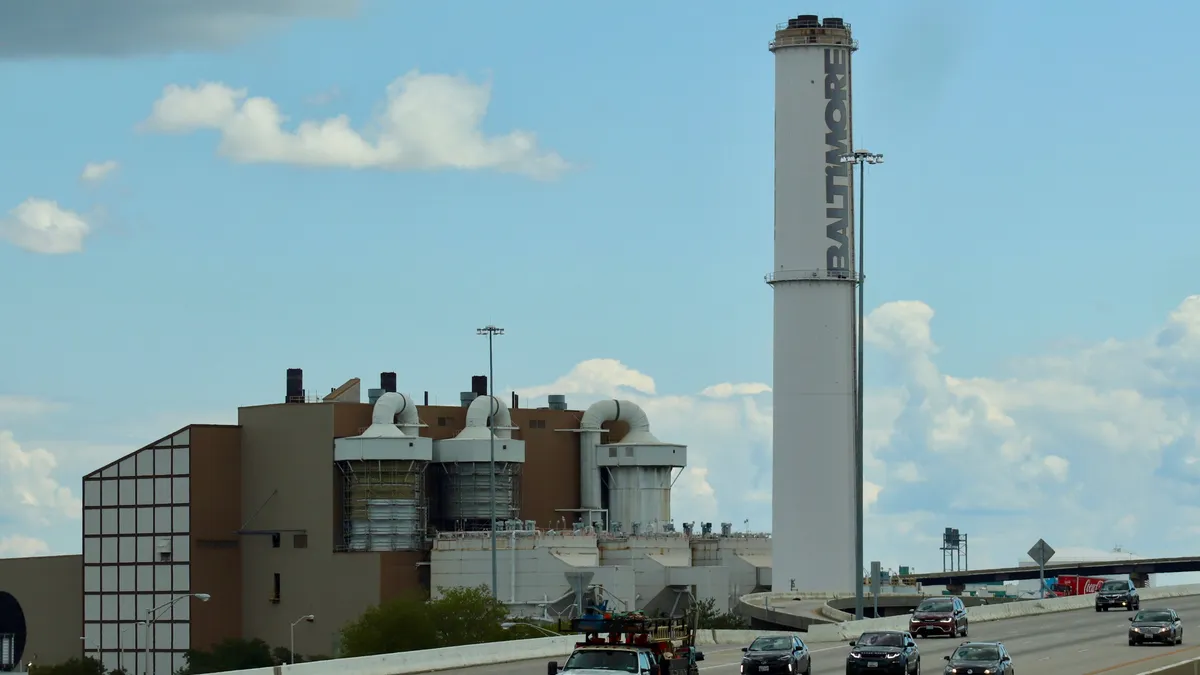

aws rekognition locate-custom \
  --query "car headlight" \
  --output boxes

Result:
[939,618,952,622]
[849,652,862,659]
[886,653,901,659]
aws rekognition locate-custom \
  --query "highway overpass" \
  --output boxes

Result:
[901,555,1200,586]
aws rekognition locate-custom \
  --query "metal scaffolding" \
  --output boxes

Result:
[337,459,428,551]
[437,461,522,530]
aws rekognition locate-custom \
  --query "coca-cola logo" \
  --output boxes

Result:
[1084,580,1104,593]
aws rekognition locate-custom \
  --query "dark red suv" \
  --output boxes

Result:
[908,597,969,638]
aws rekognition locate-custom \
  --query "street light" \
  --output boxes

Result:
[289,615,315,665]
[839,148,883,622]
[119,621,145,674]
[477,324,505,602]
[500,622,560,637]
[145,593,210,675]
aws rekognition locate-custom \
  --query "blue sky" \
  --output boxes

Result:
[3,0,1200,576]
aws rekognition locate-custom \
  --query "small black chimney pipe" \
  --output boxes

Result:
[286,368,304,403]
[423,391,429,406]
[471,375,488,397]
[511,392,519,409]
[380,372,397,393]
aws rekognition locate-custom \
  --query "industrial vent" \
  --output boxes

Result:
[548,394,568,410]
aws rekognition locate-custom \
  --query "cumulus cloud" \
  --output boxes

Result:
[0,198,92,254]
[140,72,570,180]
[518,294,1200,574]
[80,160,119,183]
[0,535,50,558]
[0,430,81,524]
[0,396,63,419]
[0,0,357,58]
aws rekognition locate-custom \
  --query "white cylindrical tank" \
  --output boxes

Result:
[767,14,859,594]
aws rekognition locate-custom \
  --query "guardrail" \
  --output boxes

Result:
[806,582,1200,642]
[1138,655,1200,675]
[204,629,798,675]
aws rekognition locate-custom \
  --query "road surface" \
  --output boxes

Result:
[451,594,1200,675]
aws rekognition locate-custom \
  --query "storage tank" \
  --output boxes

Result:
[433,394,525,528]
[333,390,432,551]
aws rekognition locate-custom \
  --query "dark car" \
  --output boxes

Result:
[847,631,920,675]
[1128,608,1184,646]
[909,597,969,638]
[741,634,811,675]
[1095,579,1140,612]
[942,641,1013,675]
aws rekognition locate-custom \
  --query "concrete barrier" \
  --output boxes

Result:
[807,583,1200,642]
[1137,655,1200,675]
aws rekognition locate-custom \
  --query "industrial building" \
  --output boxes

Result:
[0,369,773,675]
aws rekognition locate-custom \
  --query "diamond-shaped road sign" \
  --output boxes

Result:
[1028,538,1056,567]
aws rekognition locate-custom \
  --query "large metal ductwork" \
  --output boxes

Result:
[579,399,686,532]
[334,391,431,551]
[433,392,525,529]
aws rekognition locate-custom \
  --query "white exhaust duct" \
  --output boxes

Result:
[457,395,514,440]
[358,391,421,438]
[578,399,686,532]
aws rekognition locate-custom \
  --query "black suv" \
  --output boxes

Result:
[741,634,811,675]
[1095,579,1140,612]
[847,631,920,675]
[943,641,1013,675]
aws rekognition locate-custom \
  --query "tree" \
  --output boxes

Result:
[180,637,274,675]
[693,597,748,629]
[427,585,510,646]
[32,657,106,675]
[340,584,515,657]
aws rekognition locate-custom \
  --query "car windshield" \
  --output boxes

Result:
[858,633,905,647]
[917,600,954,612]
[1101,581,1128,592]
[1136,611,1173,622]
[564,649,639,672]
[750,637,793,651]
[953,646,1000,662]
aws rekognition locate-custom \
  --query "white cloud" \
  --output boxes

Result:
[140,71,570,180]
[518,294,1200,576]
[0,396,63,419]
[0,430,82,524]
[0,535,50,558]
[0,198,91,254]
[0,0,357,58]
[80,160,119,183]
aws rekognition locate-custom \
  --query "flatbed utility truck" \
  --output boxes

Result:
[547,610,705,675]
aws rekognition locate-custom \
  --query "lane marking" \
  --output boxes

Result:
[1079,643,1200,675]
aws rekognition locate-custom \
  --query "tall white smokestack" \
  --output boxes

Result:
[766,14,858,594]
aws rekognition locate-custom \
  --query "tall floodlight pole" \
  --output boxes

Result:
[840,149,883,621]
[477,324,505,601]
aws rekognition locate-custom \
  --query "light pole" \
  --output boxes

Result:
[477,324,505,602]
[145,593,210,675]
[839,148,883,621]
[289,615,315,664]
[119,622,145,674]
[79,637,96,662]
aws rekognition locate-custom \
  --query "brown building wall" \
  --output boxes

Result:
[188,425,243,651]
[238,403,381,658]
[0,554,83,666]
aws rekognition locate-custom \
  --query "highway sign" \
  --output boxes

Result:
[1028,539,1056,567]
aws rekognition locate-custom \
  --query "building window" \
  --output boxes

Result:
[530,419,546,429]
[272,573,281,603]
[437,417,449,426]
[293,534,308,549]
